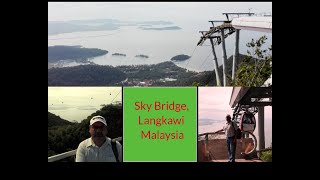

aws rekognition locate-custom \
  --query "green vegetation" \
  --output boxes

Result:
[260,143,272,162]
[192,36,272,87]
[118,61,215,86]
[48,61,213,86]
[48,54,251,86]
[260,150,272,162]
[48,65,127,86]
[192,54,246,86]
[157,70,215,86]
[48,104,123,158]
[231,35,272,87]
[48,112,74,127]
[118,61,192,80]
[48,46,108,63]
[170,54,191,61]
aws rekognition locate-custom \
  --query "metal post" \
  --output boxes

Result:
[205,134,209,160]
[257,106,265,150]
[232,29,240,81]
[209,38,221,86]
[220,29,227,86]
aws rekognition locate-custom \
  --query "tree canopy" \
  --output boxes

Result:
[232,35,272,87]
[48,65,127,86]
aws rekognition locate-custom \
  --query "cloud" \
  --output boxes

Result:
[77,106,98,110]
[48,105,71,110]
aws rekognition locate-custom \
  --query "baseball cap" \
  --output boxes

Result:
[90,116,107,126]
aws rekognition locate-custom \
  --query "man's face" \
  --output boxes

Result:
[226,116,231,122]
[89,121,107,139]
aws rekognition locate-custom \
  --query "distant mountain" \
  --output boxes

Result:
[48,46,108,63]
[140,26,182,30]
[68,19,121,25]
[48,19,176,35]
[170,54,191,61]
[138,21,174,25]
[48,112,74,127]
[48,21,120,35]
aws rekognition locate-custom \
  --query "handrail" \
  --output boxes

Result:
[198,130,224,137]
[48,137,122,162]
[48,149,77,162]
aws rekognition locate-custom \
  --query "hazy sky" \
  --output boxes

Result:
[199,87,234,121]
[48,2,272,22]
[198,87,272,147]
[48,87,122,122]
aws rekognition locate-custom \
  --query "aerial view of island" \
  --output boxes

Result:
[48,45,108,68]
[112,53,126,56]
[139,26,182,30]
[48,45,108,62]
[170,54,191,61]
[135,54,149,58]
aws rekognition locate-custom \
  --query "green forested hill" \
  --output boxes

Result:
[170,54,191,61]
[48,65,127,86]
[48,112,74,127]
[48,45,108,63]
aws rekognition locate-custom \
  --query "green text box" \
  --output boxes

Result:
[124,87,197,162]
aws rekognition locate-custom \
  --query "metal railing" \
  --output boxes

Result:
[48,137,122,162]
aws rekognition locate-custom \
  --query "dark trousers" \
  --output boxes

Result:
[226,136,236,162]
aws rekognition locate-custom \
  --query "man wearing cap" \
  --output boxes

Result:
[75,115,122,162]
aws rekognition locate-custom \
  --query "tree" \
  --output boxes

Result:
[232,35,272,87]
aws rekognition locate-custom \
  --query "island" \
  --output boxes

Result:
[135,54,149,58]
[48,45,108,63]
[170,54,191,61]
[112,53,126,56]
[139,26,181,30]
